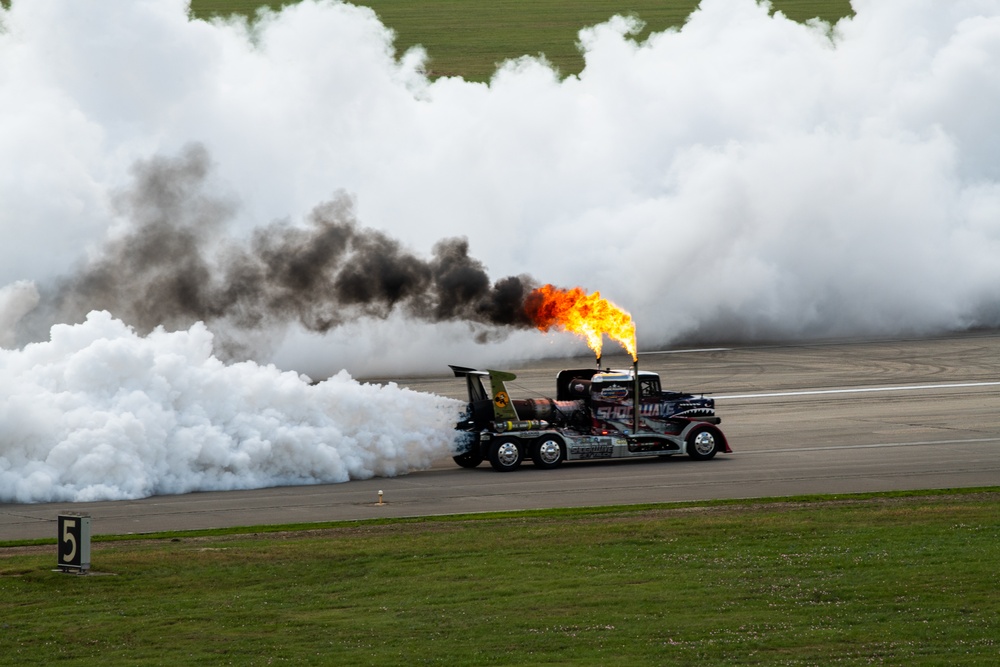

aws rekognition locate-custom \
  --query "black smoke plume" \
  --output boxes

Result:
[25,145,537,357]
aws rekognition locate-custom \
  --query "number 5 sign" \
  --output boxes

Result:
[57,514,91,572]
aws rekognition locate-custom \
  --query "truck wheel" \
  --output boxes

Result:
[532,436,564,470]
[686,426,719,461]
[489,438,523,472]
[453,450,483,468]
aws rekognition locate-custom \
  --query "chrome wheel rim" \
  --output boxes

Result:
[496,442,520,467]
[693,431,716,456]
[537,440,561,465]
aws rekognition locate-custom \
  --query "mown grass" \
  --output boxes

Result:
[189,0,854,80]
[2,491,998,666]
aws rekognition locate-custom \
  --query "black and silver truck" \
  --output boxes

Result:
[450,363,730,471]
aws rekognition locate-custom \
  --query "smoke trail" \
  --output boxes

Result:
[23,144,537,358]
[0,310,461,503]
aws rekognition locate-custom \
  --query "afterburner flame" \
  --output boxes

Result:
[524,285,637,361]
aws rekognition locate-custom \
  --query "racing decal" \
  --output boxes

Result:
[599,386,629,400]
[593,402,715,420]
[493,391,511,409]
[627,437,679,453]
[595,405,632,420]
[567,437,615,459]
[671,407,716,418]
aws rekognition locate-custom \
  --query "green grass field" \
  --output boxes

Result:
[3,491,999,666]
[189,1,854,80]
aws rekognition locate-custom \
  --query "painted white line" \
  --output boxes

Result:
[715,381,1000,400]
[741,437,1000,454]
[639,348,731,355]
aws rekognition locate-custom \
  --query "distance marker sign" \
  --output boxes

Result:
[57,514,91,572]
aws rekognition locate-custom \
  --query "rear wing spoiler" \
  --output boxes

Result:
[449,365,519,420]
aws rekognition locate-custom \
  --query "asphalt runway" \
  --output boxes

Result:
[3,334,999,541]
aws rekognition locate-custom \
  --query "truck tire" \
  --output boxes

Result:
[453,450,483,468]
[532,436,564,470]
[489,438,523,472]
[686,426,719,461]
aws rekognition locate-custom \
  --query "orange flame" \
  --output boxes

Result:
[524,285,637,361]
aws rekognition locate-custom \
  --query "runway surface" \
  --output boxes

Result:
[3,334,999,541]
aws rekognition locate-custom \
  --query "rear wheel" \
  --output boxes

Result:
[489,438,523,472]
[532,436,564,470]
[453,449,483,468]
[686,426,719,460]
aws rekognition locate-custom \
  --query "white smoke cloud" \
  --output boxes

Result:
[2,0,1000,501]
[4,0,999,373]
[2,0,999,362]
[0,311,461,503]
[0,281,39,349]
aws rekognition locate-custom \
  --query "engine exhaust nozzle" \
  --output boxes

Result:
[633,357,640,435]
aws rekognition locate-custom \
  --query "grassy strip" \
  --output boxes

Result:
[189,0,854,81]
[2,486,997,549]
[2,490,998,665]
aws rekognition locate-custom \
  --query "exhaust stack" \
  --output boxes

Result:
[633,357,640,435]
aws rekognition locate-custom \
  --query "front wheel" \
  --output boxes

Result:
[686,426,719,461]
[532,436,564,470]
[489,438,523,472]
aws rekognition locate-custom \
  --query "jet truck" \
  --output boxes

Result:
[450,363,730,471]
